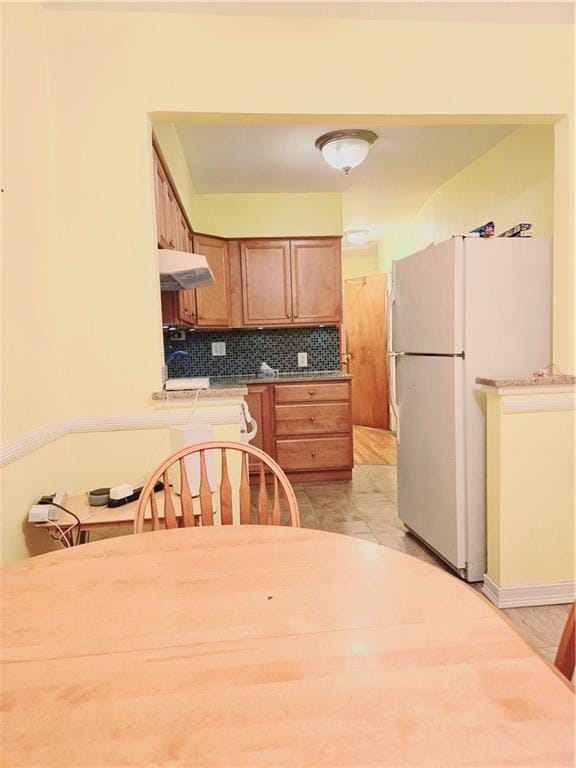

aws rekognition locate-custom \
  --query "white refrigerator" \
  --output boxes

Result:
[389,236,551,582]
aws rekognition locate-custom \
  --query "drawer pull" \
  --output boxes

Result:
[309,389,316,395]
[309,416,315,422]
[311,450,316,457]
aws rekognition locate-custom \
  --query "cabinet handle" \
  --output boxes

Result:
[309,390,316,395]
[309,416,315,422]
[169,240,175,248]
[199,315,204,319]
[294,312,299,318]
[311,451,316,457]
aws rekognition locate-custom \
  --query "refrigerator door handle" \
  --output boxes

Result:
[387,351,403,443]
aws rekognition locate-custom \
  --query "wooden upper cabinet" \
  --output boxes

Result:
[193,234,232,328]
[153,153,171,249]
[174,207,189,252]
[164,184,179,249]
[290,239,342,324]
[177,290,197,325]
[176,231,197,325]
[240,240,292,326]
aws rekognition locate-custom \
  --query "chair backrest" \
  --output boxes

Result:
[554,602,575,680]
[134,441,300,533]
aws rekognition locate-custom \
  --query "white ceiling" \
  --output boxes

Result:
[176,122,517,225]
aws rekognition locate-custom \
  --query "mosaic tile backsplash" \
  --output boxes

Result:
[164,327,340,378]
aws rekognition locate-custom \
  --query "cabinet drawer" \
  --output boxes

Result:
[274,402,350,436]
[276,437,353,471]
[274,381,350,403]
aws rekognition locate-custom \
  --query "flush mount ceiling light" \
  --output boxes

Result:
[345,229,370,246]
[315,129,377,175]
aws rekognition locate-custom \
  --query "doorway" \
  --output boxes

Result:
[344,273,396,465]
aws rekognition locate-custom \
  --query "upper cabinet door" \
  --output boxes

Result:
[153,153,171,249]
[290,239,342,324]
[174,208,189,252]
[163,183,179,249]
[240,240,292,326]
[193,234,232,327]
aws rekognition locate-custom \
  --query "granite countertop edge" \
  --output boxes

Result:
[152,370,351,400]
[476,375,576,388]
[151,386,248,400]
[212,370,352,386]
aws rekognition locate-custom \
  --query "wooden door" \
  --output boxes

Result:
[194,234,232,328]
[291,239,342,324]
[240,240,292,326]
[245,385,275,471]
[344,273,389,429]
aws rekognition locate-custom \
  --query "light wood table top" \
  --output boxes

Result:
[2,526,574,767]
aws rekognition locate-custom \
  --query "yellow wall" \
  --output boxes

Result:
[485,390,575,588]
[552,117,575,381]
[153,123,197,224]
[153,128,343,239]
[0,404,244,564]
[1,3,574,564]
[380,125,555,268]
[423,125,554,242]
[191,193,342,238]
[342,252,381,282]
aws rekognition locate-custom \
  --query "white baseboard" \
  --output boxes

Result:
[482,575,576,608]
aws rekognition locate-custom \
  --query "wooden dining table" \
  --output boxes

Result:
[2,525,574,767]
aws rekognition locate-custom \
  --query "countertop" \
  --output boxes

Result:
[152,370,350,400]
[151,386,248,401]
[211,370,351,387]
[476,374,575,388]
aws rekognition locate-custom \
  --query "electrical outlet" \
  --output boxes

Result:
[298,352,308,368]
[211,342,226,357]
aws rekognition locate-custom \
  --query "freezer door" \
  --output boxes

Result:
[397,354,467,572]
[392,238,464,354]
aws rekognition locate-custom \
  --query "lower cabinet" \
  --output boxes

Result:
[245,379,353,482]
[275,437,353,472]
[244,384,275,472]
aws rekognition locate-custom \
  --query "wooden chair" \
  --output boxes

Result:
[554,602,575,680]
[134,441,300,533]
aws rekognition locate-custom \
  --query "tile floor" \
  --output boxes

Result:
[293,463,570,664]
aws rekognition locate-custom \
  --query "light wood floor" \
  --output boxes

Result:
[295,464,569,665]
[354,426,397,465]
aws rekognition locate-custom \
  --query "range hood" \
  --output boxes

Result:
[158,249,215,290]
